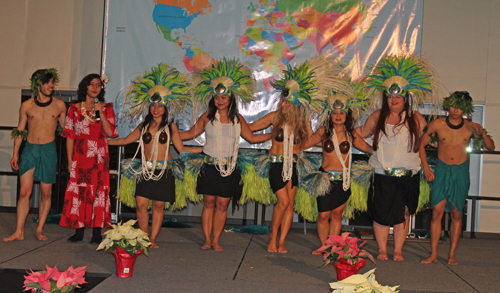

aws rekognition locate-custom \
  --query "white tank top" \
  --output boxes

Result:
[203,121,240,158]
[369,123,421,173]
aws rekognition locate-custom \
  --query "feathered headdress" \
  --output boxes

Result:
[443,91,474,115]
[271,56,339,114]
[30,68,59,96]
[317,79,370,128]
[122,63,191,120]
[365,54,440,113]
[194,58,255,107]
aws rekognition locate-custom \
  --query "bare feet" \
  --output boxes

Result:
[421,255,438,264]
[212,243,223,251]
[277,242,288,253]
[393,252,404,261]
[448,253,458,265]
[150,242,159,248]
[3,232,24,242]
[267,238,277,253]
[201,242,212,250]
[377,251,388,261]
[36,232,48,241]
[312,249,324,255]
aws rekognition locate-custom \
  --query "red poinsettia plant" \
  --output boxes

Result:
[318,232,375,266]
[24,265,86,293]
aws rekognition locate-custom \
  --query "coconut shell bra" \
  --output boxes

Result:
[275,128,284,142]
[323,139,350,154]
[142,130,168,144]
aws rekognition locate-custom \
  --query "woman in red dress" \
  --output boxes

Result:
[60,73,118,243]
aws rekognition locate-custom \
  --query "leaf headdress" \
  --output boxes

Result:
[365,54,441,113]
[442,91,474,115]
[194,58,255,108]
[122,63,191,121]
[30,68,59,97]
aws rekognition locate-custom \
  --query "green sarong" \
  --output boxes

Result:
[19,141,57,184]
[430,159,470,212]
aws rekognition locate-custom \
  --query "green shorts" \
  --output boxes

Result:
[430,159,470,212]
[19,141,57,184]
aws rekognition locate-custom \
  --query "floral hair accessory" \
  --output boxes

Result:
[443,91,474,115]
[122,63,191,120]
[195,58,255,107]
[30,68,59,96]
[100,73,109,89]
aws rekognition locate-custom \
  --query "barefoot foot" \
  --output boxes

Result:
[3,232,24,242]
[267,238,277,253]
[201,242,212,250]
[36,232,48,241]
[393,252,404,261]
[212,243,223,251]
[421,255,438,264]
[448,253,458,265]
[277,243,288,253]
[377,251,388,261]
[150,242,159,248]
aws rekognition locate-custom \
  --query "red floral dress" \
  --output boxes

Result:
[60,103,118,229]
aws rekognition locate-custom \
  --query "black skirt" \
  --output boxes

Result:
[317,180,351,213]
[197,163,243,199]
[368,173,420,226]
[135,169,176,203]
[269,162,298,193]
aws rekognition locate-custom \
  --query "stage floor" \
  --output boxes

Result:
[1,213,499,293]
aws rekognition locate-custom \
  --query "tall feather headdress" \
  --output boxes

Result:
[365,54,441,113]
[194,58,255,107]
[271,55,339,114]
[122,63,191,121]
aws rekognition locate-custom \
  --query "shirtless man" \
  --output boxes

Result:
[420,91,495,265]
[3,68,66,242]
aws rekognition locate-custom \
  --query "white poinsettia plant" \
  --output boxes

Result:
[97,220,151,256]
[330,269,400,293]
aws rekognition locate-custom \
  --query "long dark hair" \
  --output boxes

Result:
[77,74,105,102]
[324,109,355,142]
[140,104,171,133]
[206,92,240,124]
[372,92,420,152]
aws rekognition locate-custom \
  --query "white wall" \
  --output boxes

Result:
[421,0,500,233]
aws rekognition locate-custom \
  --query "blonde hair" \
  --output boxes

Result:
[272,99,311,146]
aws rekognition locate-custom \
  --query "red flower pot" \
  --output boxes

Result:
[113,246,144,278]
[333,258,366,281]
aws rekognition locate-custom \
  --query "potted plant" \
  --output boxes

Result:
[24,265,86,293]
[97,219,151,278]
[318,232,375,280]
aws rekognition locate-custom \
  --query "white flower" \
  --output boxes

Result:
[101,73,109,84]
[330,269,399,293]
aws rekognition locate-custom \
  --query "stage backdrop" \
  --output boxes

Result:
[102,0,423,148]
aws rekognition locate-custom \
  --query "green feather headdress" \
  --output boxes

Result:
[317,78,370,128]
[366,54,440,112]
[194,58,255,107]
[30,68,59,97]
[442,91,474,115]
[271,55,339,114]
[122,63,191,121]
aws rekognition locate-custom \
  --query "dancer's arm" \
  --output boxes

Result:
[356,110,379,139]
[180,113,208,140]
[302,128,324,150]
[239,115,272,143]
[247,112,275,132]
[171,123,203,153]
[108,124,142,146]
[353,131,372,154]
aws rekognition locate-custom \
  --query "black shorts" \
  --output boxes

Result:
[368,173,420,226]
[135,169,175,203]
[316,168,351,213]
[197,163,243,199]
[269,162,298,193]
